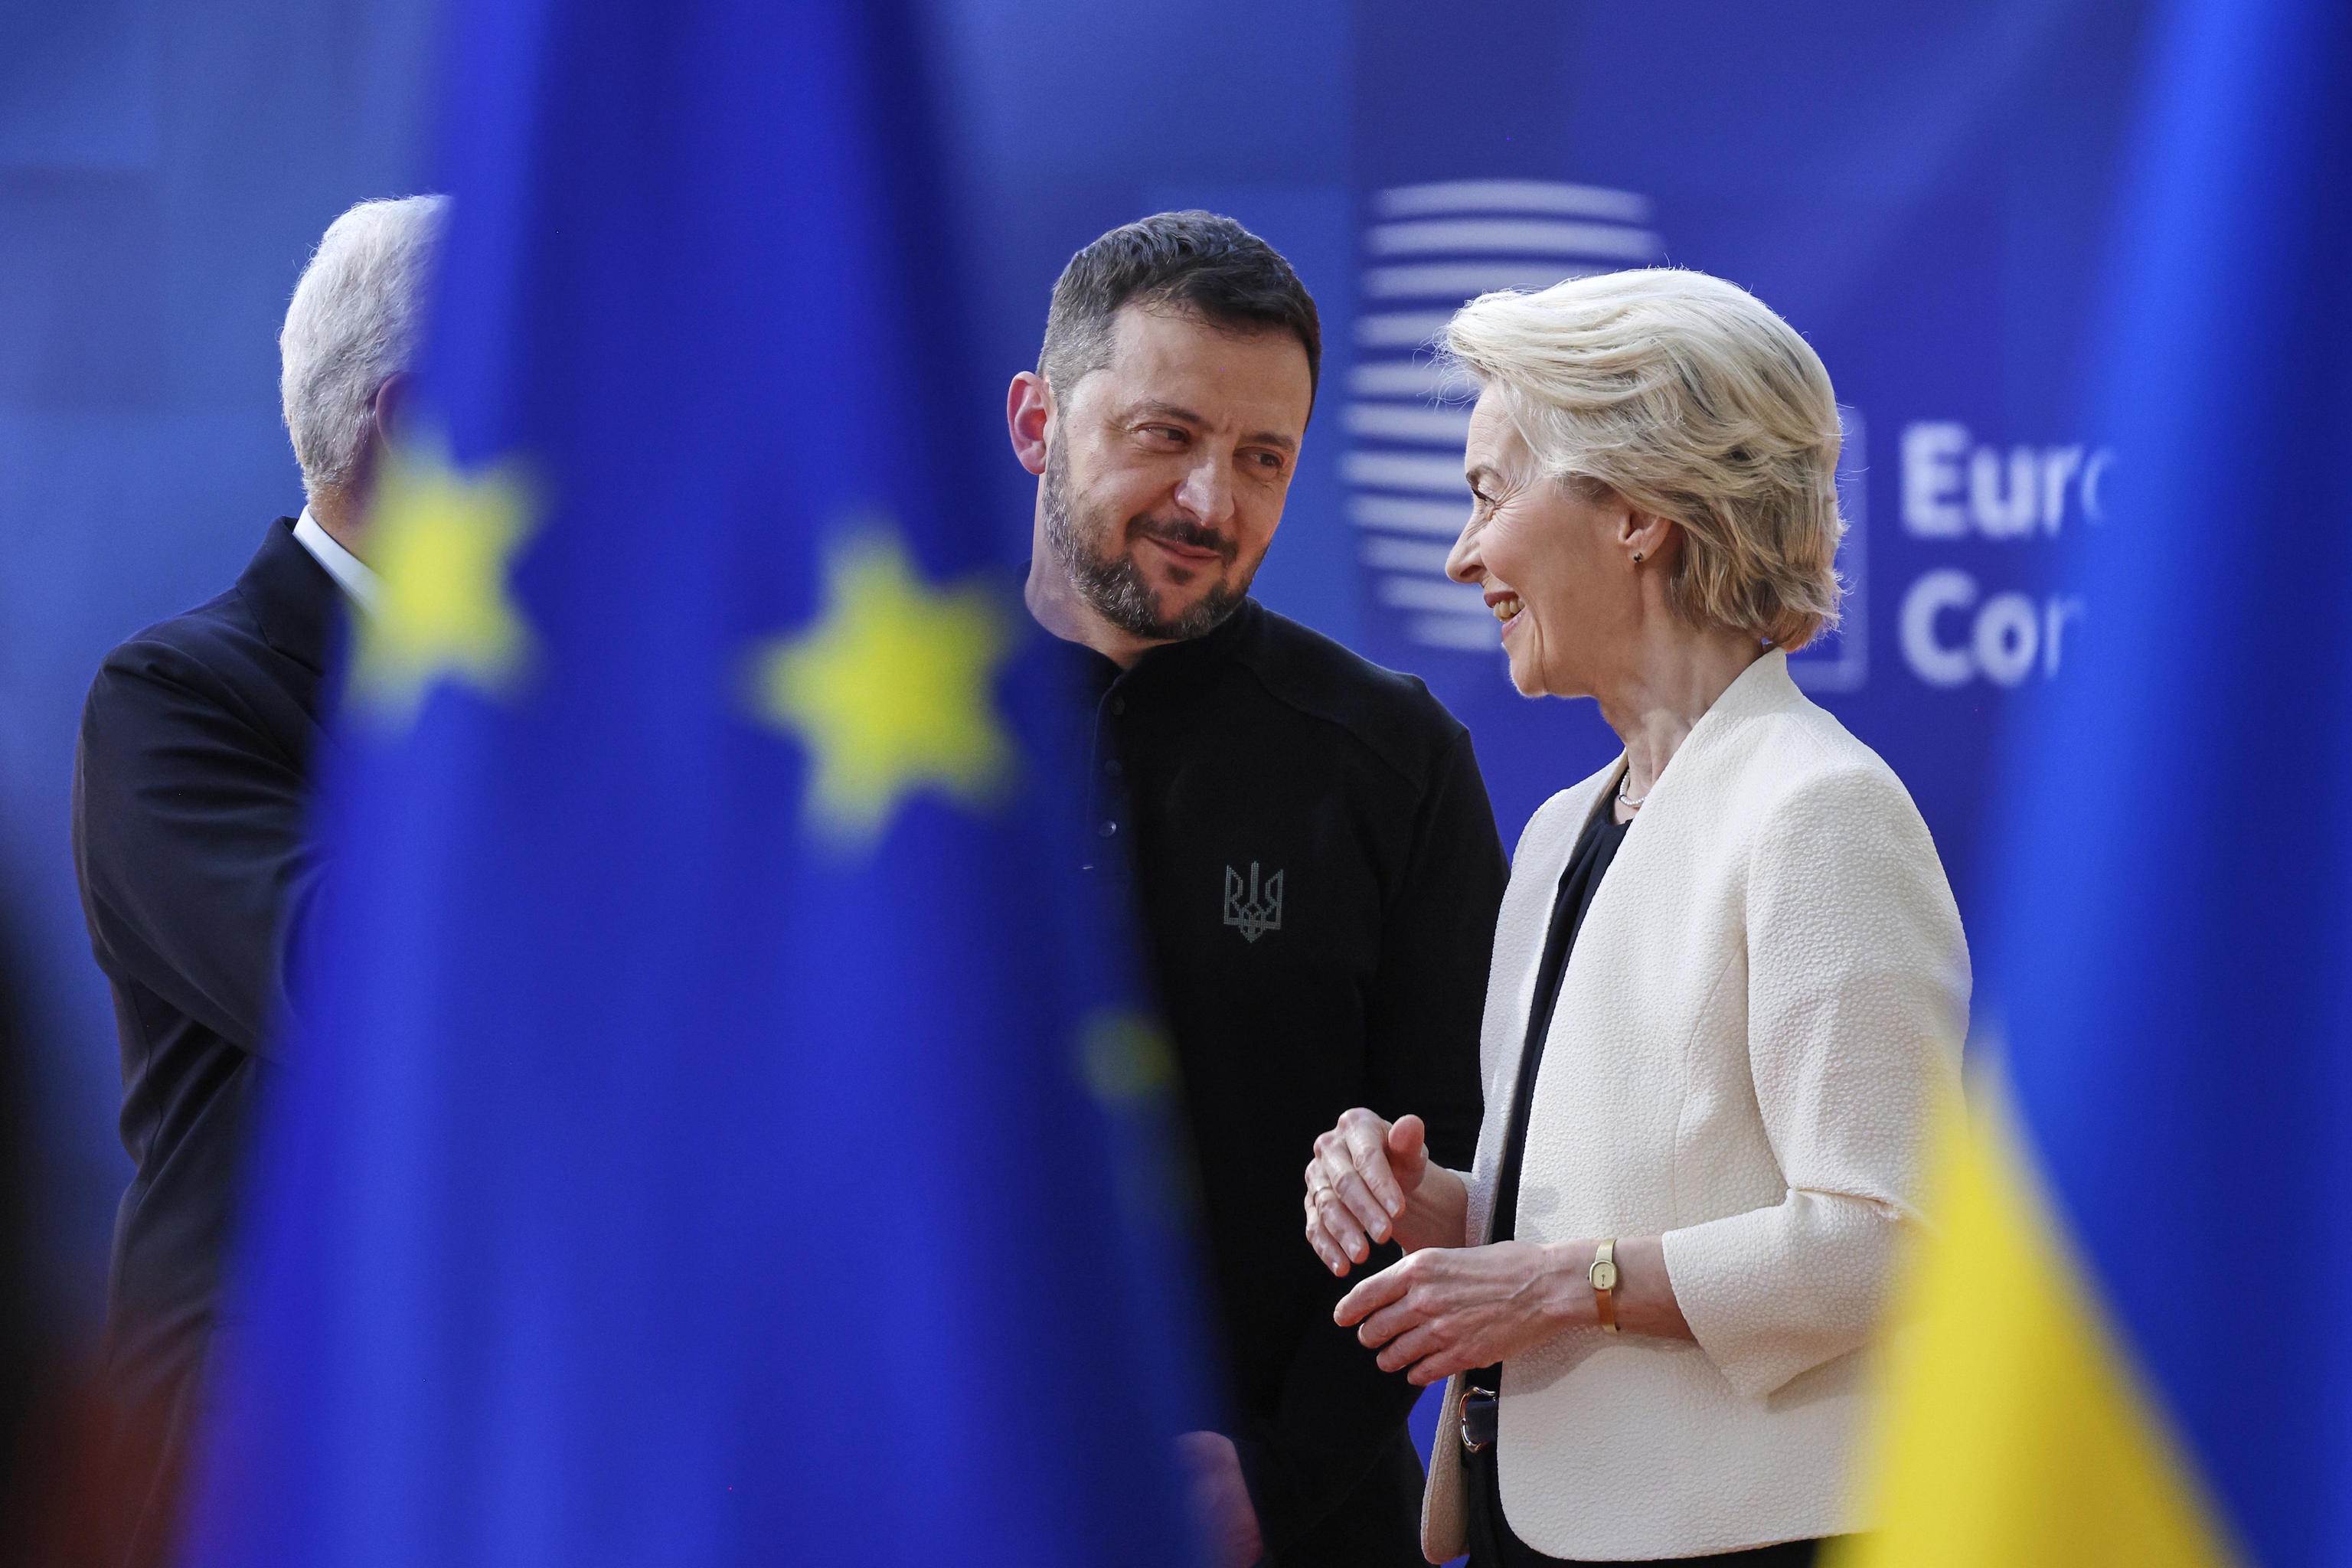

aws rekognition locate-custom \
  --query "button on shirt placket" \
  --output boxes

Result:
[1084,686,1132,872]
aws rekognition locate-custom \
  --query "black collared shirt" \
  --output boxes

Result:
[1069,597,1508,1564]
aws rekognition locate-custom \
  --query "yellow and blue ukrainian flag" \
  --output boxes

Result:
[1840,0,2351,1563]
[180,2,1207,1563]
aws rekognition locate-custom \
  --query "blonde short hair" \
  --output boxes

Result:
[1443,268,1843,649]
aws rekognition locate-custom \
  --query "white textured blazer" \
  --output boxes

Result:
[1422,651,1968,1563]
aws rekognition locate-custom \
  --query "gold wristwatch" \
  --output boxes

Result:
[1589,1238,1620,1333]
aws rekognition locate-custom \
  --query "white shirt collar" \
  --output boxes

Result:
[292,507,382,616]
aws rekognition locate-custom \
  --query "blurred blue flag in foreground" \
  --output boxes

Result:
[1839,0,2352,1562]
[183,2,1205,1563]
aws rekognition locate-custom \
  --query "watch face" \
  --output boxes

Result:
[1590,1260,1619,1291]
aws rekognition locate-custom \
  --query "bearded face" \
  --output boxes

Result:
[1024,305,1312,648]
[1042,432,1253,642]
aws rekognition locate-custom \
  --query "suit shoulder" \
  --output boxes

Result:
[109,584,263,668]
[1740,704,1935,861]
[1235,605,1469,787]
[1752,697,1906,793]
[84,590,272,727]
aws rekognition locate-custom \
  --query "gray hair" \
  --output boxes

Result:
[1443,267,1844,650]
[279,195,448,500]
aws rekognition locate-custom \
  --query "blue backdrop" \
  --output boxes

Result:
[2,0,2153,1344]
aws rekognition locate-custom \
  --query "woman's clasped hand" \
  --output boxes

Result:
[1334,1240,1586,1386]
[1302,1107,1465,1269]
[1307,1106,1589,1385]
[1307,1104,1695,1385]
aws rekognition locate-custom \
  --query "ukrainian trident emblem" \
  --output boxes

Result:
[1223,861,1285,943]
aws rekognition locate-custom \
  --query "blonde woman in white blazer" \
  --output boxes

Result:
[1302,270,1968,1566]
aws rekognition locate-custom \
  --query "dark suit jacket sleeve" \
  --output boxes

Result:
[1231,727,1508,1550]
[74,636,323,1060]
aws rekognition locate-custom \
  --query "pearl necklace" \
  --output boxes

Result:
[1617,769,1648,811]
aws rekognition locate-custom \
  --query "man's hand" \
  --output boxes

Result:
[1333,1241,1583,1385]
[1176,1430,1262,1568]
[1304,1109,1465,1274]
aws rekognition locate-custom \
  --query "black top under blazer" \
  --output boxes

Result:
[72,516,341,1413]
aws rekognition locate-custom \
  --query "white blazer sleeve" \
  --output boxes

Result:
[1658,764,1968,1400]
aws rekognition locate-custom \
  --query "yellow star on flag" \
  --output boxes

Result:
[749,531,1015,846]
[349,438,540,726]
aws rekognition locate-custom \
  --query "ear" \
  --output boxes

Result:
[371,371,416,451]
[1623,506,1678,567]
[1006,371,1054,477]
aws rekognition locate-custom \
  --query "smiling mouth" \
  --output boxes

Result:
[1488,592,1524,626]
[1137,530,1231,567]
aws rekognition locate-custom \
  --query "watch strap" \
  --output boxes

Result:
[1589,1237,1620,1333]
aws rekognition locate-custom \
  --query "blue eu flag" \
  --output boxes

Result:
[182,2,1206,1563]
[1835,1,2352,1561]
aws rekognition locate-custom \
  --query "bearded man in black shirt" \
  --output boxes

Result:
[1005,211,1508,1566]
